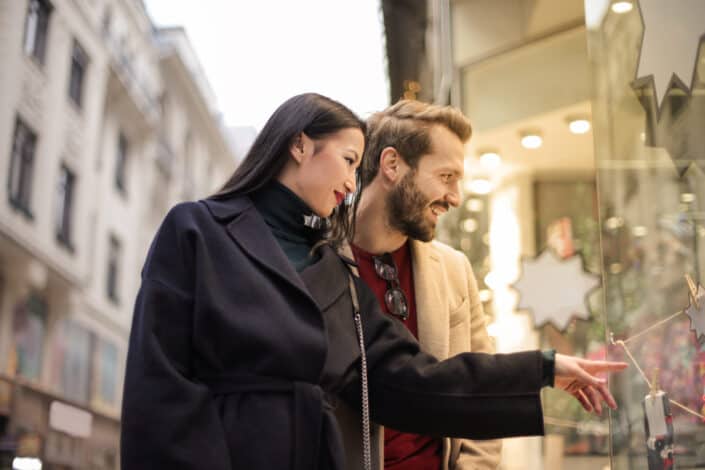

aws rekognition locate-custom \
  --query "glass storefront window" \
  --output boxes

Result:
[587,0,705,467]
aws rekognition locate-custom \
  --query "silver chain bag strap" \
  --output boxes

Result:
[347,273,372,470]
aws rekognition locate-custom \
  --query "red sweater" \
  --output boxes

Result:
[351,242,442,470]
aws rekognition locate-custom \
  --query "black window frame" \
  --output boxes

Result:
[115,132,128,195]
[55,164,76,251]
[68,40,89,108]
[106,235,121,305]
[7,116,37,219]
[23,0,52,65]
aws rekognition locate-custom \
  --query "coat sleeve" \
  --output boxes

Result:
[120,205,231,469]
[454,256,502,469]
[341,276,545,442]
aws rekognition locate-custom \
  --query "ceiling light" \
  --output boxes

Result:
[605,216,624,231]
[462,218,479,233]
[632,225,648,237]
[568,118,591,134]
[520,132,542,149]
[465,198,484,212]
[681,193,696,203]
[465,178,492,195]
[478,289,493,303]
[479,151,501,170]
[611,1,633,14]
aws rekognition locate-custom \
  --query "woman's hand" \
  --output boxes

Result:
[554,354,628,415]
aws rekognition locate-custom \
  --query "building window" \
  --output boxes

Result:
[68,40,88,108]
[55,165,75,250]
[12,293,47,381]
[97,340,118,405]
[23,0,52,64]
[115,133,128,194]
[106,235,121,304]
[50,319,93,403]
[7,117,37,218]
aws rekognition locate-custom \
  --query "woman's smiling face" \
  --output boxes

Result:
[288,127,364,217]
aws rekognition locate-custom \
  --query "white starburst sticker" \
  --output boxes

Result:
[685,284,705,343]
[514,250,600,331]
[635,0,705,110]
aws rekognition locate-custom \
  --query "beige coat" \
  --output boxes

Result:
[338,239,501,470]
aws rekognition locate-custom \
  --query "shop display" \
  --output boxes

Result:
[643,372,675,470]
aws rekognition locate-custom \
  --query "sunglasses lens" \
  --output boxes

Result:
[374,258,397,280]
[385,288,408,319]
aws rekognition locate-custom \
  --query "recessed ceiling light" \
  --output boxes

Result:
[478,289,493,303]
[568,119,591,134]
[465,198,484,212]
[479,151,501,170]
[462,218,479,233]
[465,178,492,195]
[632,225,648,237]
[520,132,542,149]
[681,193,696,203]
[611,1,633,14]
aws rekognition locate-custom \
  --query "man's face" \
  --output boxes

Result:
[386,125,464,242]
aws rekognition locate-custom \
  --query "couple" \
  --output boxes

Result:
[120,94,626,470]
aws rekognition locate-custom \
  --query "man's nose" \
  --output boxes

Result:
[446,183,461,207]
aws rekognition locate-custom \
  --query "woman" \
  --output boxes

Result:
[120,93,626,470]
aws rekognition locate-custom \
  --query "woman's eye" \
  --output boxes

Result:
[345,157,355,166]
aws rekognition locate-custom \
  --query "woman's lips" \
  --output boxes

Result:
[335,191,345,205]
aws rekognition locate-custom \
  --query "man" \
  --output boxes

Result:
[338,100,502,469]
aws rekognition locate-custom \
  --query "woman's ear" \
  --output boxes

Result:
[379,146,403,182]
[289,132,314,164]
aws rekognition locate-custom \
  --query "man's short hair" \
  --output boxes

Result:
[360,100,472,187]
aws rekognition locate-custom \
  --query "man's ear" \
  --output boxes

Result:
[289,132,313,163]
[379,146,404,182]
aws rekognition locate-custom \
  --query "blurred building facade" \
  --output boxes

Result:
[0,0,235,468]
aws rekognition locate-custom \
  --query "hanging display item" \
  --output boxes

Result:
[685,275,705,343]
[632,0,705,174]
[513,249,599,331]
[612,275,705,469]
[643,369,675,470]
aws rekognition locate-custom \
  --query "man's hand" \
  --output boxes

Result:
[554,354,628,415]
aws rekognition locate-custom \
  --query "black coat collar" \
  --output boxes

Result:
[200,196,347,313]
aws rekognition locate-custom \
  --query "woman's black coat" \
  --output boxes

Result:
[120,195,545,469]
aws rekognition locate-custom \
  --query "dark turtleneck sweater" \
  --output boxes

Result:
[251,181,325,272]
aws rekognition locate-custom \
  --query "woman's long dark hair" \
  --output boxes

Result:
[214,93,365,247]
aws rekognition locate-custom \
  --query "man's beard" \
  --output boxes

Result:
[386,171,443,242]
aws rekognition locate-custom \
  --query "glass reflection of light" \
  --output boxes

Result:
[487,187,528,352]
